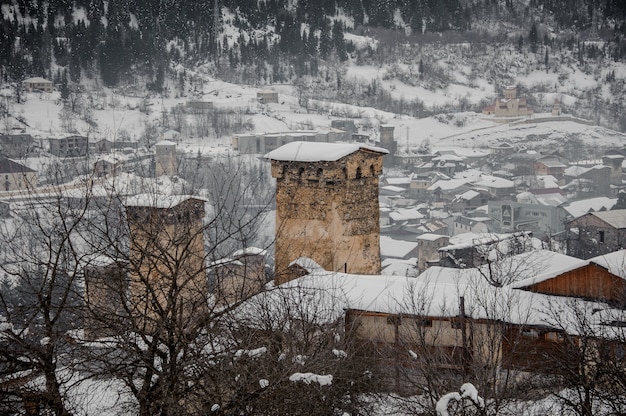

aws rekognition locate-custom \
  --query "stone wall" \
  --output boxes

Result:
[272,149,383,283]
[567,214,625,259]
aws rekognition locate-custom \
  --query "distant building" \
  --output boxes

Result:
[267,141,387,283]
[487,200,567,238]
[416,233,449,273]
[331,119,356,133]
[23,77,53,93]
[48,135,88,157]
[233,129,348,154]
[257,90,278,104]
[186,100,213,113]
[482,85,533,118]
[0,133,35,158]
[0,157,36,191]
[93,154,125,177]
[378,125,396,167]
[534,157,567,182]
[453,216,491,236]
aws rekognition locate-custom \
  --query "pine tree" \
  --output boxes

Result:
[529,22,538,53]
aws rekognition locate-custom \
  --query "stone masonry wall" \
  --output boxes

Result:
[273,149,383,283]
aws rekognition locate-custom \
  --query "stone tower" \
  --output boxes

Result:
[379,124,396,167]
[155,140,177,177]
[125,194,207,332]
[267,141,388,284]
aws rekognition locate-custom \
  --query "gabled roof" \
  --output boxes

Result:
[562,197,617,219]
[0,158,35,173]
[265,141,387,162]
[589,250,626,279]
[588,210,626,229]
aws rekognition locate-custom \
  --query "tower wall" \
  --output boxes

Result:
[155,142,177,177]
[126,198,207,332]
[272,149,384,283]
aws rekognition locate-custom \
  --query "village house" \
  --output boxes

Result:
[451,189,492,214]
[93,154,126,177]
[22,77,53,93]
[266,141,387,283]
[48,135,89,157]
[563,164,611,197]
[453,216,491,236]
[533,157,567,182]
[566,209,626,259]
[409,171,449,199]
[256,90,278,104]
[489,142,516,158]
[266,249,626,392]
[487,200,566,238]
[0,157,36,191]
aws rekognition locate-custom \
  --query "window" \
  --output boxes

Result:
[521,328,539,339]
[599,230,605,243]
[545,332,564,343]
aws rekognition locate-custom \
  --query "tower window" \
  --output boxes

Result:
[355,167,362,179]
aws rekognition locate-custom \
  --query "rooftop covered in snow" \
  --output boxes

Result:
[264,141,388,162]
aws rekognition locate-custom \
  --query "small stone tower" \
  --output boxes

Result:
[125,194,207,332]
[379,124,396,167]
[551,99,562,116]
[155,140,177,177]
[602,154,625,187]
[267,141,388,284]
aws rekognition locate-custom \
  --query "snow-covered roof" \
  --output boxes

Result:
[380,236,418,258]
[264,141,388,162]
[385,176,412,185]
[155,140,176,146]
[563,197,617,219]
[510,251,589,289]
[389,208,424,222]
[233,247,267,257]
[416,233,448,242]
[589,250,626,279]
[473,176,514,189]
[428,178,469,192]
[381,185,406,193]
[124,194,204,208]
[237,254,626,337]
[456,189,480,201]
[23,77,52,83]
